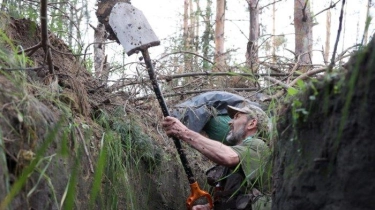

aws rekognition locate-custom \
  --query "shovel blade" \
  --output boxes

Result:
[109,3,160,56]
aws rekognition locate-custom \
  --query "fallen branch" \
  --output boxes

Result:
[263,76,291,89]
[263,89,285,102]
[158,50,215,66]
[172,77,203,90]
[132,88,258,101]
[106,71,300,91]
[19,43,42,56]
[263,67,327,101]
[335,44,361,62]
[159,72,296,81]
[289,67,326,86]
[1,66,46,71]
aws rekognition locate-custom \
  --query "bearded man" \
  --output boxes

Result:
[162,104,272,210]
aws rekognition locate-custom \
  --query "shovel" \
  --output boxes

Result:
[109,3,213,209]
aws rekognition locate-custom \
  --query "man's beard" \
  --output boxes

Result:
[226,123,246,145]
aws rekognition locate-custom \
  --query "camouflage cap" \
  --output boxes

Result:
[227,105,255,119]
[227,103,271,134]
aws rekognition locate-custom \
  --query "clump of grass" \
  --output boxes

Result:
[96,107,161,170]
[90,107,163,209]
[0,19,79,210]
[0,121,62,209]
[0,13,164,210]
[0,129,10,199]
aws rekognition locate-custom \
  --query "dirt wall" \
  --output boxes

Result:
[0,16,213,210]
[273,37,375,210]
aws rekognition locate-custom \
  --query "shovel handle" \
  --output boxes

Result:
[141,49,195,183]
[187,182,214,210]
[141,49,170,117]
[142,49,213,210]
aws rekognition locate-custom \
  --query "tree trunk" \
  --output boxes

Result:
[214,0,225,71]
[190,0,195,49]
[363,0,371,44]
[272,0,276,63]
[184,0,189,50]
[183,0,191,77]
[246,0,259,72]
[195,0,201,68]
[294,0,313,69]
[94,23,108,86]
[324,8,331,64]
[202,0,213,70]
[69,2,74,47]
[189,0,195,72]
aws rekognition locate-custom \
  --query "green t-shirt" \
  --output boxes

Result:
[230,136,271,191]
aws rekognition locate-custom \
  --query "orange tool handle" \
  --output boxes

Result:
[186,181,213,210]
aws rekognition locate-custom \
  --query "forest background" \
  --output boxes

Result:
[3,0,374,101]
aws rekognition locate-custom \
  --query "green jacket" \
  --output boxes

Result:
[231,136,271,191]
[207,136,272,210]
[229,136,272,210]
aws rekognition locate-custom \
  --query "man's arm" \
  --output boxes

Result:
[162,116,239,167]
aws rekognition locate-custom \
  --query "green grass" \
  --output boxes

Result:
[0,129,10,199]
[92,107,162,209]
[0,19,141,210]
[0,121,61,210]
[0,13,165,210]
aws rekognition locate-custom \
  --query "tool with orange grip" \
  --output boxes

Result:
[187,182,213,209]
[109,3,213,209]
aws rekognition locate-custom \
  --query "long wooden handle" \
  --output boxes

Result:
[142,49,213,209]
[141,49,196,183]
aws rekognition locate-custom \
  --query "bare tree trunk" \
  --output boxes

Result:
[195,0,201,68]
[189,0,195,73]
[94,23,108,86]
[202,0,213,70]
[183,0,191,78]
[184,0,189,50]
[272,0,276,63]
[246,0,259,72]
[214,0,225,71]
[324,8,331,64]
[190,0,195,48]
[75,2,85,52]
[69,3,74,47]
[294,0,313,69]
[363,0,371,44]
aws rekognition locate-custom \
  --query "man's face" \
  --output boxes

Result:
[226,112,249,145]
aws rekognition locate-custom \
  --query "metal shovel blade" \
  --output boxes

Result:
[109,3,160,56]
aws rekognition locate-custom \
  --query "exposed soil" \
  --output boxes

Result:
[0,17,211,209]
[273,37,375,209]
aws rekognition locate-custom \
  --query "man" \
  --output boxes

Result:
[162,104,272,210]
